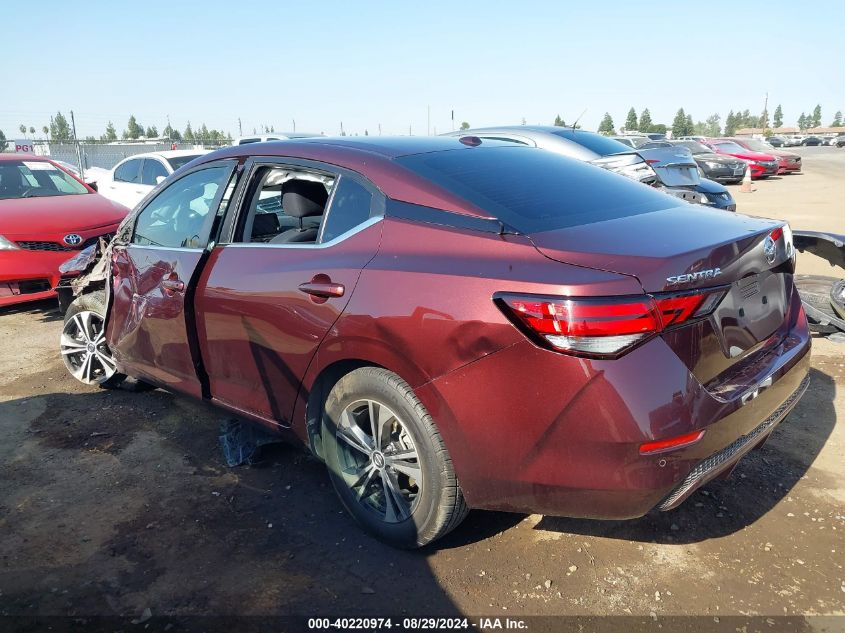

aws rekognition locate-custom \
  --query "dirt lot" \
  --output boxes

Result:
[0,148,843,628]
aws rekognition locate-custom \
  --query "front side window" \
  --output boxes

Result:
[0,160,88,200]
[114,159,142,183]
[132,166,230,248]
[240,166,335,245]
[140,159,168,185]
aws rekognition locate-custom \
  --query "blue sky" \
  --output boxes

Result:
[2,1,842,138]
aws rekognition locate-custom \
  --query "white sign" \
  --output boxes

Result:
[14,140,35,153]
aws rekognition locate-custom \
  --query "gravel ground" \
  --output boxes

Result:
[0,149,843,629]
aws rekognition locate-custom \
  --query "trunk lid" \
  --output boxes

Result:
[633,147,702,188]
[530,207,794,374]
[529,206,784,293]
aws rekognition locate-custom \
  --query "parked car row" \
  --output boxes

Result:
[768,134,843,147]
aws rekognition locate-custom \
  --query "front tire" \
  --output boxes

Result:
[60,291,125,388]
[322,367,468,548]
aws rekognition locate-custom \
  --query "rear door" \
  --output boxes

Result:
[195,159,384,426]
[106,160,238,397]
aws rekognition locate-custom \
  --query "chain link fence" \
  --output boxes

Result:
[3,139,229,172]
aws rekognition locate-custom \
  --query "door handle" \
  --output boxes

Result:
[161,275,185,296]
[298,281,345,299]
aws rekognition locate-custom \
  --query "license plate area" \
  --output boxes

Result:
[711,272,788,359]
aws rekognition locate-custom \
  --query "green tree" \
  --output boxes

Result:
[638,108,653,132]
[124,115,143,140]
[760,107,769,130]
[162,123,181,141]
[724,110,736,136]
[0,129,6,150]
[183,121,194,142]
[145,125,158,138]
[553,114,565,126]
[28,126,35,136]
[624,107,638,131]
[650,123,667,135]
[685,114,694,135]
[671,108,688,137]
[832,111,843,127]
[41,125,49,139]
[704,113,721,136]
[597,112,615,135]
[811,104,822,128]
[101,121,118,141]
[460,121,470,130]
[773,104,783,128]
[797,113,807,130]
[19,124,27,136]
[199,123,210,142]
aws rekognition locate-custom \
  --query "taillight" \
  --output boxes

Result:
[639,430,705,455]
[496,288,726,358]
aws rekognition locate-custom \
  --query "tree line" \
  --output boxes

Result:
[594,104,843,137]
[4,112,233,145]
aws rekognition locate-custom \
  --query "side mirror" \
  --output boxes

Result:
[87,181,98,192]
[155,175,166,185]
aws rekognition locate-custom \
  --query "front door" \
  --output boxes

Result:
[195,162,383,425]
[107,162,236,397]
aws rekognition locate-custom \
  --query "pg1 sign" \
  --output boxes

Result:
[14,140,35,153]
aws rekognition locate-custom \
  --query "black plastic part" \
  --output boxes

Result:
[218,419,281,467]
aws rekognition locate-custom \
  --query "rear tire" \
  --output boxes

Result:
[61,291,125,389]
[322,367,469,548]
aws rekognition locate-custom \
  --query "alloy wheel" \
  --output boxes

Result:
[60,310,117,384]
[334,398,423,523]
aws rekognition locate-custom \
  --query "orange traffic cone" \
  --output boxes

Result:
[740,163,753,193]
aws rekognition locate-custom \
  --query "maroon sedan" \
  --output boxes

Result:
[0,154,128,307]
[59,137,811,547]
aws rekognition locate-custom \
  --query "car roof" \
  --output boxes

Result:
[194,136,526,219]
[0,153,51,162]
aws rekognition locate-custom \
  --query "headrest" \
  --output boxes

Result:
[282,179,328,219]
[252,212,281,236]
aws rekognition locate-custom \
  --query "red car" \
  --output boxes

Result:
[59,138,810,547]
[723,137,802,174]
[0,155,128,307]
[702,139,779,179]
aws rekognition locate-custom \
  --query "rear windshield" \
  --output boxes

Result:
[396,147,678,233]
[0,159,88,200]
[549,129,631,156]
[166,154,203,170]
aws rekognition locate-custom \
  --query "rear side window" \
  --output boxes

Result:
[396,147,677,233]
[114,159,142,183]
[320,177,373,243]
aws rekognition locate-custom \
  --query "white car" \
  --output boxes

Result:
[232,132,323,145]
[98,150,209,209]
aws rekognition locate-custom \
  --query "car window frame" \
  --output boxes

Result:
[118,159,239,251]
[114,158,143,184]
[219,156,385,249]
[140,158,169,186]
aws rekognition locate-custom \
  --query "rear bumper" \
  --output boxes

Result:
[416,299,811,519]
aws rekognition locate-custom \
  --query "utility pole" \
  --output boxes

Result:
[378,123,382,136]
[340,121,344,136]
[238,118,243,136]
[69,110,84,181]
[762,92,769,134]
[451,109,454,132]
[292,119,296,132]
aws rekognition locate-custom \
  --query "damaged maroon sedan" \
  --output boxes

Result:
[59,137,811,547]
